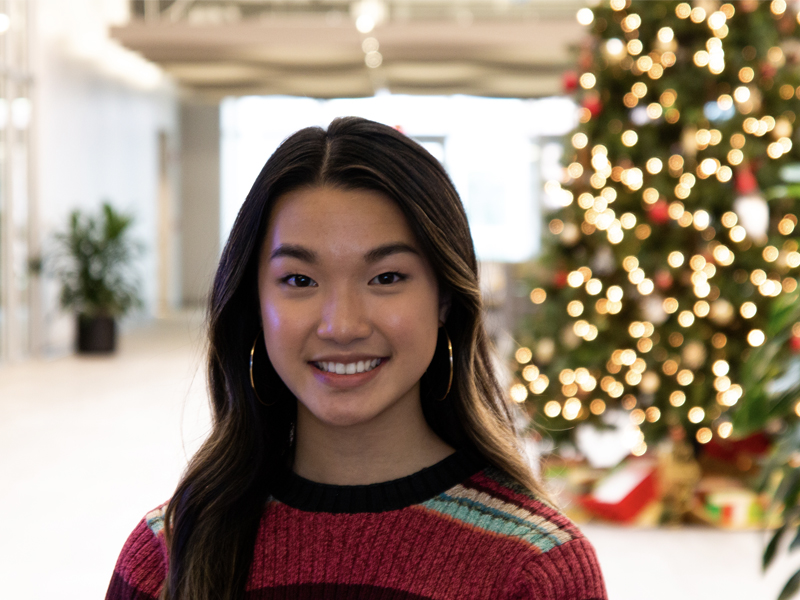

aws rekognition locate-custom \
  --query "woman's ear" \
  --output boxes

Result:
[438,289,452,326]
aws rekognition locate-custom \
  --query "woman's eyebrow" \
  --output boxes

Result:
[269,242,418,264]
[364,243,419,263]
[269,244,317,263]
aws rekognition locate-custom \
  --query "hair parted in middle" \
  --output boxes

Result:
[160,116,547,600]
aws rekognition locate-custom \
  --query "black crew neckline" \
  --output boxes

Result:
[270,447,488,514]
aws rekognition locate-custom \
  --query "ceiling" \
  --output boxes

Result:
[111,1,586,100]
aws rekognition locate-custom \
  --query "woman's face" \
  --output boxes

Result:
[257,186,446,431]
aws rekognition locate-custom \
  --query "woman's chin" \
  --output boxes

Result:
[295,383,422,433]
[307,407,378,430]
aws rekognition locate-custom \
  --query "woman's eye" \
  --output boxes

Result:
[372,272,404,285]
[283,274,316,288]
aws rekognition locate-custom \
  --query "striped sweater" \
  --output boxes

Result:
[106,450,606,599]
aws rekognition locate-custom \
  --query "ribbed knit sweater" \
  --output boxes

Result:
[106,450,607,599]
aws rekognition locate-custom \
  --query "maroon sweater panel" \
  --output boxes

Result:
[106,460,607,600]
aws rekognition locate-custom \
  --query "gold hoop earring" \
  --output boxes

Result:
[250,332,273,406]
[437,328,453,401]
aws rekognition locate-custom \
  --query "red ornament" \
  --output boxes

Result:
[760,62,778,80]
[669,425,687,443]
[739,0,758,12]
[579,49,594,72]
[582,93,603,118]
[654,269,673,290]
[562,70,579,94]
[735,164,759,195]
[778,13,796,35]
[647,199,670,225]
[790,335,800,353]
[553,270,568,289]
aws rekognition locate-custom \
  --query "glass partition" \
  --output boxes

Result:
[0,0,33,362]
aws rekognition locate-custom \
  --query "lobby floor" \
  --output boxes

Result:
[1,311,798,599]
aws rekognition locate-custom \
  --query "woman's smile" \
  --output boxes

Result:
[311,357,386,375]
[309,357,389,389]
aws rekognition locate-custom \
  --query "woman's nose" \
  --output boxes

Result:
[316,287,371,343]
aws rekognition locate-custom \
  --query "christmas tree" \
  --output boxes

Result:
[512,0,800,457]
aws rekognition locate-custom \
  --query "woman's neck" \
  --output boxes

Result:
[291,400,455,486]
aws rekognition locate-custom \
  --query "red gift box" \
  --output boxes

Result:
[579,459,658,523]
[703,432,770,463]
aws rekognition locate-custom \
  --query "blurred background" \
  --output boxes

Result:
[2,0,800,598]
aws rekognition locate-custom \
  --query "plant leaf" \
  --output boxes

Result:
[53,203,142,315]
[765,525,787,571]
[789,525,800,552]
[778,568,800,600]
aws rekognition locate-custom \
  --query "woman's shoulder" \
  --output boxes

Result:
[429,464,581,548]
[105,503,169,600]
[427,465,607,599]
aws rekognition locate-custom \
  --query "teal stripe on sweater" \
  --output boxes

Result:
[422,494,565,553]
[145,509,165,536]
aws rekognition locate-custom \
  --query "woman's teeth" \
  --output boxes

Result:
[315,359,382,374]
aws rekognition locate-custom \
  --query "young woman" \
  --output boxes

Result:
[106,117,607,600]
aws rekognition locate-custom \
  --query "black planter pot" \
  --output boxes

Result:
[77,314,117,353]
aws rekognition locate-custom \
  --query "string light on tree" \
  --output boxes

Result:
[513,0,800,461]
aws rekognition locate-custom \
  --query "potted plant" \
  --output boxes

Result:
[55,202,143,353]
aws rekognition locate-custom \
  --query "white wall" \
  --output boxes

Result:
[180,102,220,306]
[34,0,179,353]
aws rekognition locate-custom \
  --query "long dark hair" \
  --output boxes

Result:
[161,117,547,599]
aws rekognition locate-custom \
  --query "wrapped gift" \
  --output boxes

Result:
[693,476,766,529]
[702,432,771,475]
[705,489,762,528]
[704,432,770,462]
[579,458,658,522]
